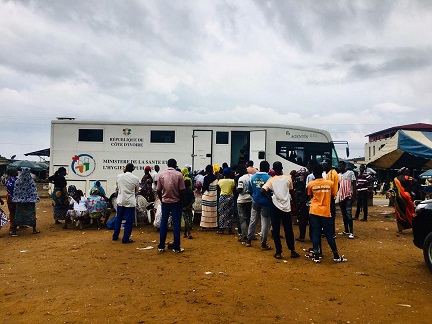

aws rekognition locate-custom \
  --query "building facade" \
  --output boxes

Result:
[365,123,432,162]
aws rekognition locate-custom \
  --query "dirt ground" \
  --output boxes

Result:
[1,195,431,324]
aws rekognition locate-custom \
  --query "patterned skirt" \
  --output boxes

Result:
[200,182,218,228]
[52,187,69,220]
[218,194,234,229]
[14,202,37,227]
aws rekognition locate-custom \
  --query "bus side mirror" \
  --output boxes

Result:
[258,151,265,159]
[346,147,350,158]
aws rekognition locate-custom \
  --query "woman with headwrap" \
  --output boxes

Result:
[87,188,111,227]
[48,167,69,224]
[213,164,223,180]
[200,164,218,230]
[216,167,236,234]
[181,168,193,189]
[393,167,416,233]
[89,180,106,197]
[11,167,40,236]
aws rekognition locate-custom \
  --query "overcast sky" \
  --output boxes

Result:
[1,0,431,162]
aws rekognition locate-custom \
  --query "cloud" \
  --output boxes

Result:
[1,0,432,162]
[373,102,417,113]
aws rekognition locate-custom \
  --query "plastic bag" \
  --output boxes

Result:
[106,216,116,230]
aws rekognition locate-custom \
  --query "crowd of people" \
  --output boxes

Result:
[0,158,422,264]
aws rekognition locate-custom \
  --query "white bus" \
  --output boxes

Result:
[50,120,344,195]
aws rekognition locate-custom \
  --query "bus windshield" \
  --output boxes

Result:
[276,141,338,168]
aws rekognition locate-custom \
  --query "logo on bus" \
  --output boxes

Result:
[123,128,131,135]
[71,154,96,177]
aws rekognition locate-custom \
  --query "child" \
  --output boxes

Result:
[182,179,195,239]
[192,181,203,224]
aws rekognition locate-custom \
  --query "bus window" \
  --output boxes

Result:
[276,141,333,167]
[331,145,339,168]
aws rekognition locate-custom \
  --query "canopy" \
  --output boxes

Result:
[419,169,432,179]
[8,160,48,172]
[24,148,50,157]
[368,130,432,170]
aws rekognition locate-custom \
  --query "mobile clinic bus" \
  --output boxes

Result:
[50,119,346,195]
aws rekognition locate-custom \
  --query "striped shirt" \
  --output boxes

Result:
[338,170,356,201]
[357,172,373,192]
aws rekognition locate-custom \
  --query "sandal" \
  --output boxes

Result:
[10,232,18,237]
[305,251,323,259]
[333,255,348,262]
[32,230,41,234]
[216,230,224,234]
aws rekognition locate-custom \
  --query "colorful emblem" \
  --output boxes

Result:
[123,128,131,135]
[71,154,96,177]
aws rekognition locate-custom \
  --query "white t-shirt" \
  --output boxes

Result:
[70,196,88,212]
[262,174,293,212]
[116,172,140,207]
[237,174,252,203]
[305,173,315,187]
[150,170,159,190]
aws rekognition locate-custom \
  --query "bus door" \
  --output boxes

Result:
[192,130,212,170]
[250,130,267,164]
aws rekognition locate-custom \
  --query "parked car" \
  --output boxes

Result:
[413,199,432,272]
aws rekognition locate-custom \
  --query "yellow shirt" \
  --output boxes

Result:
[218,178,235,195]
[325,169,339,196]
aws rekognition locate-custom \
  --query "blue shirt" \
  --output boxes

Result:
[248,172,271,207]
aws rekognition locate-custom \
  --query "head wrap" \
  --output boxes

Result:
[90,181,105,196]
[90,188,101,196]
[222,167,231,177]
[181,168,190,177]
[268,169,276,177]
[213,164,220,174]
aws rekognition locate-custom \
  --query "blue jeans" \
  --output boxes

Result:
[238,202,251,240]
[339,197,353,233]
[112,205,135,243]
[158,201,182,251]
[247,201,271,246]
[309,214,338,256]
[270,205,295,254]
